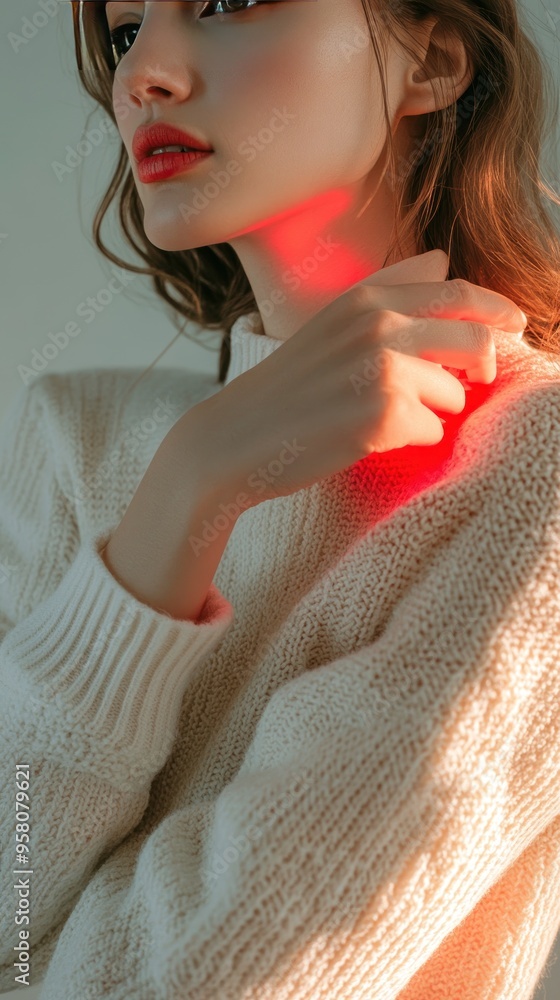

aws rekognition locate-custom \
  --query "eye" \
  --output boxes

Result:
[199,0,269,17]
[108,2,274,68]
[109,23,141,67]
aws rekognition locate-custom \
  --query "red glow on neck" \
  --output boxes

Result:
[242,187,385,302]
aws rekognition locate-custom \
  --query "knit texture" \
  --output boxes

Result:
[1,311,560,1000]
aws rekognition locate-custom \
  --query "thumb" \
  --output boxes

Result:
[359,249,450,288]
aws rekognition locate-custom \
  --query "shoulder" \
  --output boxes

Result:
[13,366,222,504]
[458,335,560,447]
[25,364,221,422]
[21,364,221,439]
[454,343,560,529]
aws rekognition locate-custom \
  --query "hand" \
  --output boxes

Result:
[188,250,527,507]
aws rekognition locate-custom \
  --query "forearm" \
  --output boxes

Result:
[101,411,238,623]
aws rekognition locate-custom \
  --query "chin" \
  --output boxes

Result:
[145,232,189,252]
[141,220,203,253]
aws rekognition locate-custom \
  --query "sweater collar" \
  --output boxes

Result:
[220,313,556,504]
[224,312,284,386]
[216,311,559,594]
[224,312,546,389]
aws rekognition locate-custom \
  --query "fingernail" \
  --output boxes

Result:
[520,311,528,327]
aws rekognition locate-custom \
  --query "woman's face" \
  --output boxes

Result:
[106,0,397,252]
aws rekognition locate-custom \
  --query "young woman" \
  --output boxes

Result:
[1,1,560,997]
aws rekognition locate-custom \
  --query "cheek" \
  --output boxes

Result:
[215,37,383,182]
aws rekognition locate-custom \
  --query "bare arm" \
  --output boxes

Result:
[100,408,241,623]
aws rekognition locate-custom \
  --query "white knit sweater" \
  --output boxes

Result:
[1,311,560,1000]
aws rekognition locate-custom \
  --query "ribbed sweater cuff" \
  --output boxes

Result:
[0,528,234,769]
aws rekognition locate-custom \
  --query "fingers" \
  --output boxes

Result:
[384,314,498,385]
[395,354,468,415]
[368,386,447,453]
[359,249,450,290]
[358,278,527,337]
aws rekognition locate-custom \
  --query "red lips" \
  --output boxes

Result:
[133,122,213,163]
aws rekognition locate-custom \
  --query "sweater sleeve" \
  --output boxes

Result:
[33,384,560,1000]
[0,379,234,992]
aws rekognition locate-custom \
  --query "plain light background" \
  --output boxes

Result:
[1,0,560,997]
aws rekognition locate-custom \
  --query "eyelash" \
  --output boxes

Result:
[108,1,273,66]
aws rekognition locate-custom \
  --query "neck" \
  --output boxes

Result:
[227,175,415,344]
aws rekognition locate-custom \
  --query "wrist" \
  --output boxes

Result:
[175,399,253,516]
[101,410,243,621]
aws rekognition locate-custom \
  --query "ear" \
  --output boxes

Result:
[396,18,476,119]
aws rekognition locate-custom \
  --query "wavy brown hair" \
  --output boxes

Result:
[70,0,560,385]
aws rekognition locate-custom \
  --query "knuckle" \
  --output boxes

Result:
[468,322,494,354]
[450,278,476,306]
[371,308,399,337]
[365,389,410,454]
[375,386,408,428]
[348,283,377,312]
[375,344,399,383]
[378,393,410,451]
[389,390,412,425]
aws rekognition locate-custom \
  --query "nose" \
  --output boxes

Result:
[114,4,197,109]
